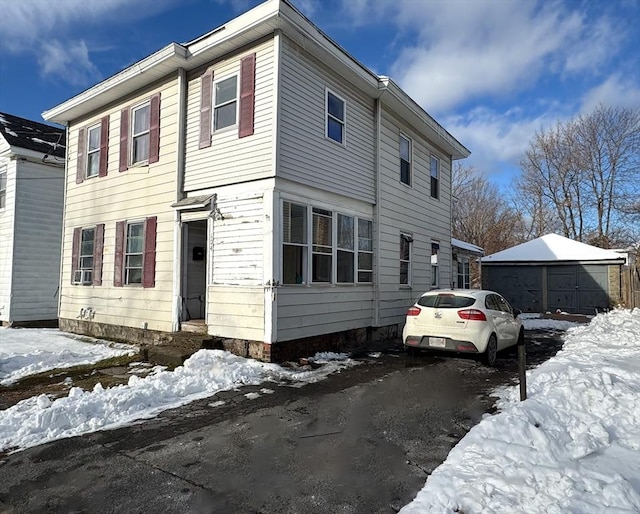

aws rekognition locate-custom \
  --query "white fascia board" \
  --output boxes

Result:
[379,77,470,160]
[43,43,188,124]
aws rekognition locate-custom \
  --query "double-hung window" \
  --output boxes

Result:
[131,103,150,164]
[312,207,332,283]
[431,241,440,288]
[357,219,373,283]
[72,224,104,286]
[125,222,144,285]
[0,167,6,209]
[430,156,439,199]
[457,256,470,289]
[337,214,355,283]
[79,228,95,280]
[326,89,345,144]
[400,233,412,285]
[400,134,411,185]
[86,124,101,178]
[214,75,238,131]
[282,201,308,285]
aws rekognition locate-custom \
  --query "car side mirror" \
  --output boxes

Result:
[513,308,522,318]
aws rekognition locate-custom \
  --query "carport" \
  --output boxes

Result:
[481,234,626,314]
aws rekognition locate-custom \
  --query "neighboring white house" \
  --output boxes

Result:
[42,0,469,360]
[0,112,66,326]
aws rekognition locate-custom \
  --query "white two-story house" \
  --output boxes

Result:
[43,0,469,361]
[0,112,66,326]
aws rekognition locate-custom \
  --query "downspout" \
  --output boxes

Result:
[171,67,187,332]
[373,89,386,327]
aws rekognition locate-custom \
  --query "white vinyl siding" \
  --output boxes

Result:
[5,160,64,321]
[60,78,179,332]
[279,36,375,203]
[184,38,275,190]
[377,109,452,326]
[0,159,16,322]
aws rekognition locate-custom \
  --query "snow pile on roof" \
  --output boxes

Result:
[0,328,136,386]
[452,238,483,254]
[481,233,625,263]
[401,308,640,513]
[0,348,357,453]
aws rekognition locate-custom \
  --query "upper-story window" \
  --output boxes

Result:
[400,134,411,186]
[0,167,6,209]
[326,89,346,145]
[430,156,439,199]
[86,124,101,178]
[214,75,238,131]
[131,102,150,164]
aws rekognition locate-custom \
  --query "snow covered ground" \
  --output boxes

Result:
[0,328,136,385]
[0,330,356,453]
[401,308,640,513]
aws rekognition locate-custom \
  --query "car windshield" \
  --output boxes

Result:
[417,294,475,308]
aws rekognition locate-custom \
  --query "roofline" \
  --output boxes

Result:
[41,0,469,159]
[480,259,626,265]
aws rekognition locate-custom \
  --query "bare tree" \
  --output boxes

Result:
[517,105,640,247]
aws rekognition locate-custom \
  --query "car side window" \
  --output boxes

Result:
[485,295,499,311]
[496,295,513,314]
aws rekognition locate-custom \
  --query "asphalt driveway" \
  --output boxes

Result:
[0,330,564,514]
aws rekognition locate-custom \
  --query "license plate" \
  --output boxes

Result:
[429,337,446,348]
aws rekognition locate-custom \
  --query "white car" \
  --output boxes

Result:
[402,289,523,366]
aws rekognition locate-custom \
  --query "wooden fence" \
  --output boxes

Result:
[621,264,640,309]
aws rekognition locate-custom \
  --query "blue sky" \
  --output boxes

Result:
[1,0,638,187]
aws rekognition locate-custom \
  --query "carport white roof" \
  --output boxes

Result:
[481,234,626,264]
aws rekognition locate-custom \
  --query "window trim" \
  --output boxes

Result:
[212,73,239,133]
[430,155,440,199]
[325,88,346,146]
[400,233,413,286]
[399,133,412,186]
[130,101,151,165]
[86,123,101,179]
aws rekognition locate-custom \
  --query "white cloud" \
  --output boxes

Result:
[38,40,100,86]
[580,75,640,113]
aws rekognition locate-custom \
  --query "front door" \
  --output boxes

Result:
[182,220,207,321]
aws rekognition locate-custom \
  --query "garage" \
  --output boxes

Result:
[481,234,626,314]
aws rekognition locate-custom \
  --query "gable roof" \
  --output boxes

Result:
[42,0,469,160]
[481,233,626,264]
[0,112,66,159]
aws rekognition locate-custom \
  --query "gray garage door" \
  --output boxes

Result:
[547,265,609,314]
[483,266,543,313]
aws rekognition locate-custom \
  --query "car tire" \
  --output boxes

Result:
[483,334,497,367]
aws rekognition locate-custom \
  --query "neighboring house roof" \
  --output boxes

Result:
[481,233,626,264]
[452,238,483,255]
[42,0,469,160]
[0,112,65,159]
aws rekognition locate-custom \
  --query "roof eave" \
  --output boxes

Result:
[481,259,626,265]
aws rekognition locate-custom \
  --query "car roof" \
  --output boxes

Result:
[419,289,495,298]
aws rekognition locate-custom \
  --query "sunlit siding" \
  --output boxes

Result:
[377,108,453,326]
[183,38,275,191]
[60,76,180,332]
[278,36,376,203]
[0,157,17,322]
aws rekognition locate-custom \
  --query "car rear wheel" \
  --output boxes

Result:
[483,334,497,367]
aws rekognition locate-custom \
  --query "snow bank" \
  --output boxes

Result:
[401,308,640,513]
[0,350,356,453]
[0,328,136,385]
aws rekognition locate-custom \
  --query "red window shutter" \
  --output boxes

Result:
[114,221,125,287]
[142,216,157,288]
[99,116,109,177]
[93,223,105,286]
[119,107,130,172]
[71,227,81,283]
[148,94,161,164]
[76,128,86,184]
[199,71,213,148]
[239,53,256,138]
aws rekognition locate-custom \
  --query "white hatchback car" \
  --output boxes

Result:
[402,289,523,366]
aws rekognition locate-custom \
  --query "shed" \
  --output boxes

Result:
[481,234,626,314]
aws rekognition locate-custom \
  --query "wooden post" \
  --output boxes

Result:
[518,333,527,401]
